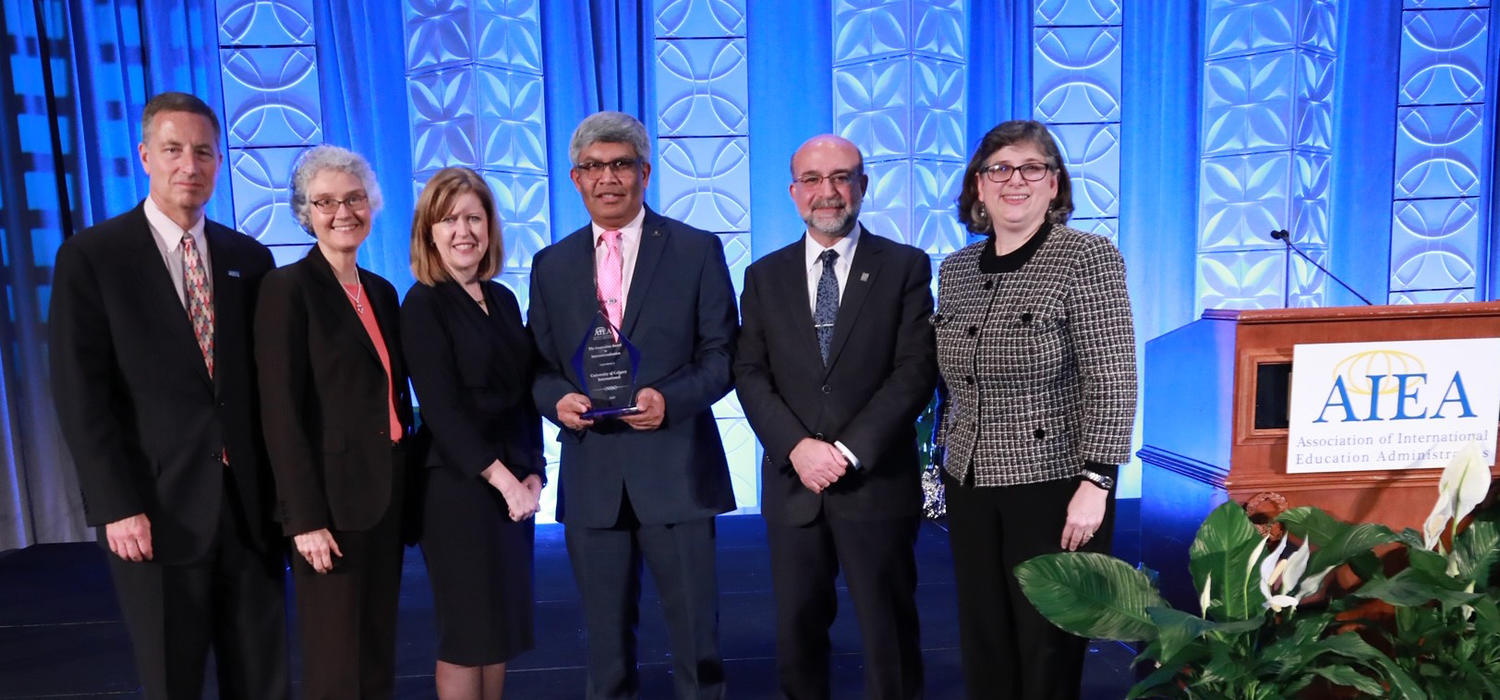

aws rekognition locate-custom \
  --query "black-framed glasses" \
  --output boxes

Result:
[980,162,1052,183]
[575,158,641,178]
[792,172,857,189]
[309,193,370,214]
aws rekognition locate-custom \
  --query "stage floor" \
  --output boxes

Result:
[0,512,1139,698]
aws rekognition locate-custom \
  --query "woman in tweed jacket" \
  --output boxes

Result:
[935,120,1136,700]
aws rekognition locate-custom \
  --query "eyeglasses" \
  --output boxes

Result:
[792,172,857,189]
[309,193,369,214]
[575,158,640,178]
[980,162,1052,183]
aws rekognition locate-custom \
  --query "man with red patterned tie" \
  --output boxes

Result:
[49,92,288,700]
[529,111,739,700]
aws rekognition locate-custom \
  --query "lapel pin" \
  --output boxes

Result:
[860,272,869,282]
[228,270,241,278]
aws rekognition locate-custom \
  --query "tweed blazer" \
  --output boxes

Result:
[933,223,1136,487]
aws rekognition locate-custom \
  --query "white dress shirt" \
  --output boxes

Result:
[590,206,647,317]
[142,196,212,308]
[801,222,865,470]
[802,222,862,317]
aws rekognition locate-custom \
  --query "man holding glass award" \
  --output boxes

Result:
[528,111,739,700]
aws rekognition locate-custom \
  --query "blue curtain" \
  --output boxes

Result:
[0,0,223,550]
[541,0,657,241]
[746,1,834,257]
[967,0,1033,149]
[313,0,418,295]
[1327,1,1401,307]
[1119,0,1202,345]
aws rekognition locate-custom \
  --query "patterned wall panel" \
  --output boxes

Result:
[1389,4,1490,301]
[216,0,323,262]
[1034,0,1122,248]
[217,0,315,46]
[1196,0,1336,313]
[835,0,968,255]
[404,0,553,517]
[654,1,758,510]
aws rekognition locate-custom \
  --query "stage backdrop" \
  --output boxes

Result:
[1,0,1496,547]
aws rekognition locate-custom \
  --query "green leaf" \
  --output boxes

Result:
[1277,506,1349,543]
[1354,568,1483,607]
[1146,606,1215,662]
[1189,502,1265,620]
[1310,665,1386,695]
[1452,520,1500,588]
[1015,552,1167,641]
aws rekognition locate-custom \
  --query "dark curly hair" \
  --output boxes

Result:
[955,120,1073,234]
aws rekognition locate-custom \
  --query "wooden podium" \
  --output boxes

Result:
[1138,301,1500,609]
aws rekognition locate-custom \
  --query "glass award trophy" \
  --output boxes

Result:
[572,313,643,420]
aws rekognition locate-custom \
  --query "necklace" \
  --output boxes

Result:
[341,280,364,314]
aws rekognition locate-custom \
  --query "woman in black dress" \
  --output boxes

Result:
[402,167,545,700]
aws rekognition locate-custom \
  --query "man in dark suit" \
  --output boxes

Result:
[529,111,738,700]
[734,134,937,700]
[48,92,288,700]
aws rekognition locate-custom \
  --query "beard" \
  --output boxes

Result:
[802,196,862,236]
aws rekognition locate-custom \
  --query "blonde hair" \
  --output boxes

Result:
[410,167,504,286]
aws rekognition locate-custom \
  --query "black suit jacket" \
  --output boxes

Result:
[254,245,412,536]
[529,207,739,527]
[401,280,544,481]
[49,204,278,563]
[735,228,937,526]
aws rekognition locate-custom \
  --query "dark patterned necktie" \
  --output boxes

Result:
[181,233,214,377]
[814,249,839,365]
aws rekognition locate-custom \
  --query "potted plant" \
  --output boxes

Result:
[1014,443,1499,698]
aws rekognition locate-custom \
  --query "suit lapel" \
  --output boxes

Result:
[823,230,884,372]
[774,241,824,365]
[620,208,667,338]
[128,208,214,388]
[204,225,239,394]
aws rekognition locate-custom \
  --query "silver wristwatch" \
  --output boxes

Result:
[1080,469,1114,491]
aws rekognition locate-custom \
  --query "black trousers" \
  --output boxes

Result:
[564,491,724,700]
[289,450,406,700]
[107,474,289,700]
[943,471,1114,700]
[766,511,922,700]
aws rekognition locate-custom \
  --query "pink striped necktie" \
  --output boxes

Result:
[596,229,624,339]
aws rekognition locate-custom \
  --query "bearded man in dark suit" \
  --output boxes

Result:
[49,91,288,700]
[735,134,938,700]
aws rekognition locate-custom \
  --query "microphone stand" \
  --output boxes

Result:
[1270,229,1374,306]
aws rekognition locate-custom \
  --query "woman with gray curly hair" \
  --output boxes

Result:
[935,120,1137,699]
[255,144,413,699]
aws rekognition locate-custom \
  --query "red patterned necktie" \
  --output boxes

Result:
[181,233,214,377]
[596,230,624,340]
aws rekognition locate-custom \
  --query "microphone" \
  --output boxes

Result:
[1268,229,1373,306]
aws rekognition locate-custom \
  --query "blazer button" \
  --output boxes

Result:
[821,384,832,394]
[964,375,975,385]
[983,280,994,290]
[1034,428,1046,439]
[814,432,826,441]
[966,325,978,336]
[1020,312,1034,324]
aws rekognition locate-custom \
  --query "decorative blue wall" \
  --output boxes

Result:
[125,0,1496,521]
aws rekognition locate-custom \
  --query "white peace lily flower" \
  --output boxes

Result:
[1423,441,1492,550]
[1198,573,1212,617]
[1258,536,1316,613]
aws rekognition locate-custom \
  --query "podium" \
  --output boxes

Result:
[1139,301,1500,608]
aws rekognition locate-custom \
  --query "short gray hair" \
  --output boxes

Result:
[290,145,384,234]
[569,111,651,166]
